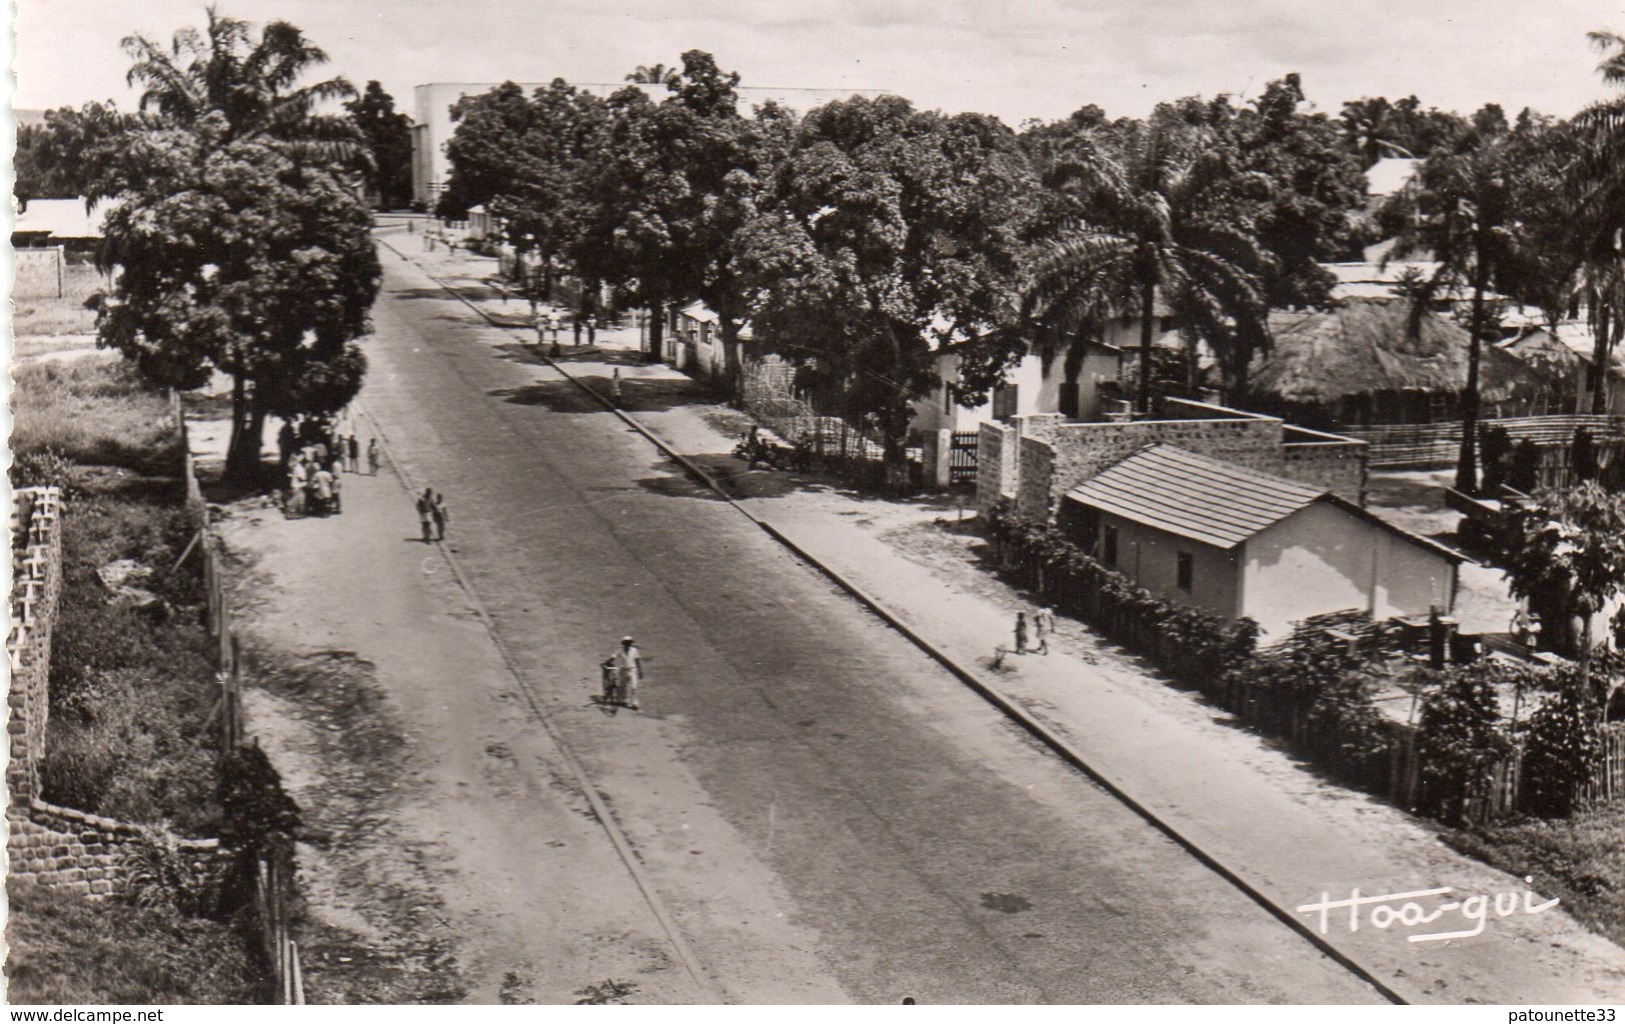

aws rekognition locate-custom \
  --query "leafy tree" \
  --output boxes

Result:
[15,122,86,201]
[88,11,381,481]
[1228,75,1368,309]
[439,80,610,313]
[1522,679,1605,816]
[1493,483,1625,693]
[97,123,380,479]
[14,102,139,201]
[578,51,775,376]
[1023,111,1275,410]
[743,95,1037,488]
[346,80,414,209]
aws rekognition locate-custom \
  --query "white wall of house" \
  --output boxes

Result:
[911,352,1047,434]
[1240,501,1455,641]
[1094,512,1241,621]
[912,343,1124,436]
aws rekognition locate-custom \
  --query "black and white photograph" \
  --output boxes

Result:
[7,0,1625,1008]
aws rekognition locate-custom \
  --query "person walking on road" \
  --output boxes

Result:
[611,636,644,710]
[312,465,335,516]
[367,438,381,476]
[288,457,308,517]
[1034,607,1054,655]
[1014,611,1029,655]
[431,491,449,541]
[416,488,435,543]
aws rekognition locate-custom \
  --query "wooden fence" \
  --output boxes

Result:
[1586,725,1625,804]
[174,392,303,1004]
[1339,414,1625,470]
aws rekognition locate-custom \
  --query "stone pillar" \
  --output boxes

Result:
[927,429,953,489]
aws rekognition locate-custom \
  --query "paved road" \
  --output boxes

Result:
[358,242,1383,1004]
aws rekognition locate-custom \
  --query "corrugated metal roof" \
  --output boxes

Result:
[1064,444,1324,549]
[13,198,115,239]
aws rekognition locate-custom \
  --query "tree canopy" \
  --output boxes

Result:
[87,10,380,480]
[347,80,414,209]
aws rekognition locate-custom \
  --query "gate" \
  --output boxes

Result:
[949,431,979,485]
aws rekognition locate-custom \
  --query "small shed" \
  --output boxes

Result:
[1061,444,1465,642]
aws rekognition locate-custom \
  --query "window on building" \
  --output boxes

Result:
[1177,551,1193,592]
[992,384,1019,421]
[1103,525,1119,567]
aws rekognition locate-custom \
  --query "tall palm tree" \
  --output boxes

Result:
[1571,31,1625,409]
[121,7,363,168]
[1023,120,1274,413]
[1389,120,1535,493]
[1340,97,1414,169]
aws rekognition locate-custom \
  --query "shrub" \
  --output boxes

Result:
[1523,682,1606,817]
[1418,664,1516,825]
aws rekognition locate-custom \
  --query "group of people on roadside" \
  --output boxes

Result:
[415,488,450,543]
[279,417,379,519]
[1013,607,1056,656]
[534,309,601,356]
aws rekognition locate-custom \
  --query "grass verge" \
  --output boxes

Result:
[12,357,181,477]
[1444,804,1625,948]
[5,878,263,1004]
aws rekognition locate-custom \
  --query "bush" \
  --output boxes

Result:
[1523,682,1606,817]
[1418,664,1516,824]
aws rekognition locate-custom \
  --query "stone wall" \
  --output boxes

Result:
[1027,416,1286,520]
[992,404,1372,521]
[13,246,65,300]
[1282,434,1369,505]
[7,486,223,901]
[9,487,64,803]
[9,799,223,897]
[975,421,1019,512]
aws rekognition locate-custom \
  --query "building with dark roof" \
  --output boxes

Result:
[1061,444,1463,640]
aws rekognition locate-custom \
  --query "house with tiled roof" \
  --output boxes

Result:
[1060,444,1463,640]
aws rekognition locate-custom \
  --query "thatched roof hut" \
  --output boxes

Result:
[1247,298,1549,428]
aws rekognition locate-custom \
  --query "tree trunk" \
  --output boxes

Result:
[1138,280,1155,415]
[719,316,744,404]
[1592,304,1615,414]
[1456,276,1487,495]
[224,373,266,483]
[882,432,911,494]
[647,302,665,363]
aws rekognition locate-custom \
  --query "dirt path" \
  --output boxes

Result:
[210,450,718,1004]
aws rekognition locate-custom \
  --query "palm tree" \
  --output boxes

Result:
[1571,31,1625,409]
[1340,97,1414,169]
[625,63,680,87]
[1389,119,1534,494]
[1023,120,1274,413]
[121,7,363,168]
